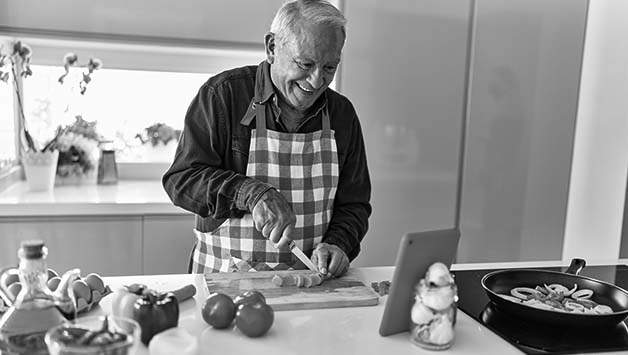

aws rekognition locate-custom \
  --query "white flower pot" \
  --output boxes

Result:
[22,150,59,192]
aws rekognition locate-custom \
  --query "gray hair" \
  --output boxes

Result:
[270,0,346,43]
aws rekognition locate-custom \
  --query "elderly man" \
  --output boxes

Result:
[163,0,371,278]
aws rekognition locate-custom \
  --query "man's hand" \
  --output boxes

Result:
[252,189,296,249]
[311,243,349,279]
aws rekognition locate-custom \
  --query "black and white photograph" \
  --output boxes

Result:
[0,1,627,354]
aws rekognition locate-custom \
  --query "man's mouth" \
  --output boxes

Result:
[296,82,314,94]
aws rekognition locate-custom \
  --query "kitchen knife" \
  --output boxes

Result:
[287,240,321,274]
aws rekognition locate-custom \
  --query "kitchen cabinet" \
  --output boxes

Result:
[343,0,470,267]
[0,214,196,276]
[142,215,196,275]
[0,216,143,276]
[458,0,587,262]
[343,0,588,265]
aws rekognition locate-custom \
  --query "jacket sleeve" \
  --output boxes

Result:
[323,104,372,261]
[162,83,272,219]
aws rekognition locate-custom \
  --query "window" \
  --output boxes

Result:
[4,33,342,177]
[24,65,209,162]
[14,36,266,175]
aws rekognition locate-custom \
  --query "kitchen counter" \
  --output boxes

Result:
[99,267,513,355]
[93,262,628,355]
[0,180,187,216]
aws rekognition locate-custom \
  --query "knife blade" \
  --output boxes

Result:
[287,240,320,274]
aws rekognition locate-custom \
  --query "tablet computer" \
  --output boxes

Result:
[379,228,461,337]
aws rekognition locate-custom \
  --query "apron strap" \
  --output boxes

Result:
[254,101,267,134]
[322,108,331,132]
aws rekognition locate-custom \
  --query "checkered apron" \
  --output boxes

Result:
[192,102,339,273]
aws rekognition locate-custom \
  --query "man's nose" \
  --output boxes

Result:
[307,67,326,90]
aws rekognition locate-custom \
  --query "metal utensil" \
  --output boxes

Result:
[287,240,320,275]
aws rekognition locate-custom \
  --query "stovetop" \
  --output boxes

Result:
[452,264,628,354]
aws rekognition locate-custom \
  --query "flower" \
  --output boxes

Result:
[54,131,99,177]
[52,116,101,179]
[58,52,103,95]
[0,40,103,153]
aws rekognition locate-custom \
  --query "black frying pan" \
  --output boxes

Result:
[481,258,628,328]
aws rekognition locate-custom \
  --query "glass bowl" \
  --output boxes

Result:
[45,315,140,355]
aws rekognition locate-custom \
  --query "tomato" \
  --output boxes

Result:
[235,302,274,337]
[202,293,236,329]
[234,290,266,308]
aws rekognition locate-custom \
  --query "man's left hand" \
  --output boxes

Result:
[311,243,349,279]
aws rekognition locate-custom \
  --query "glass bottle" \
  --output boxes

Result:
[0,240,79,355]
[410,265,458,350]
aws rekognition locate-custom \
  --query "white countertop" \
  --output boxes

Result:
[0,180,188,216]
[99,267,517,355]
[94,262,628,355]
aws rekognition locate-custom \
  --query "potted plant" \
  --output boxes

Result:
[0,41,102,190]
[135,123,181,162]
[50,115,103,185]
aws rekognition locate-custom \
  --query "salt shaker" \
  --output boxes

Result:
[410,262,458,350]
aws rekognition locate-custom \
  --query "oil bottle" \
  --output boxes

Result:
[0,240,80,354]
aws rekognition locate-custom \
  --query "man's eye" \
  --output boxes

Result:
[296,61,312,70]
[325,66,337,73]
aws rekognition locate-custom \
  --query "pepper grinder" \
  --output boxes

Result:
[97,140,118,185]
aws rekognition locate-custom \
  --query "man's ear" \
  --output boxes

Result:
[264,32,276,64]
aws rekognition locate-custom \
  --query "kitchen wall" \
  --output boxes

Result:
[566,1,628,261]
[0,0,283,46]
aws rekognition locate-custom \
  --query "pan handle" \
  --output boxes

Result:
[564,258,586,275]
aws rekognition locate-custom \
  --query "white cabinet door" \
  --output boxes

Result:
[343,1,470,267]
[142,214,196,275]
[0,216,142,276]
[457,0,587,263]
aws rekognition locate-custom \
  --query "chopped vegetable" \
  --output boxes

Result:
[271,275,283,287]
[501,283,613,314]
[371,281,391,296]
[572,289,593,299]
[271,273,323,288]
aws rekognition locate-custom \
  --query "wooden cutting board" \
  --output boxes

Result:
[205,270,380,311]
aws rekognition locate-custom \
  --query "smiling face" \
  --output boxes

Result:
[265,21,344,114]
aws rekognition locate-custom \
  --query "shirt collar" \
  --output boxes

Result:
[240,61,328,126]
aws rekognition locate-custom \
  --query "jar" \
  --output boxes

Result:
[410,278,458,350]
